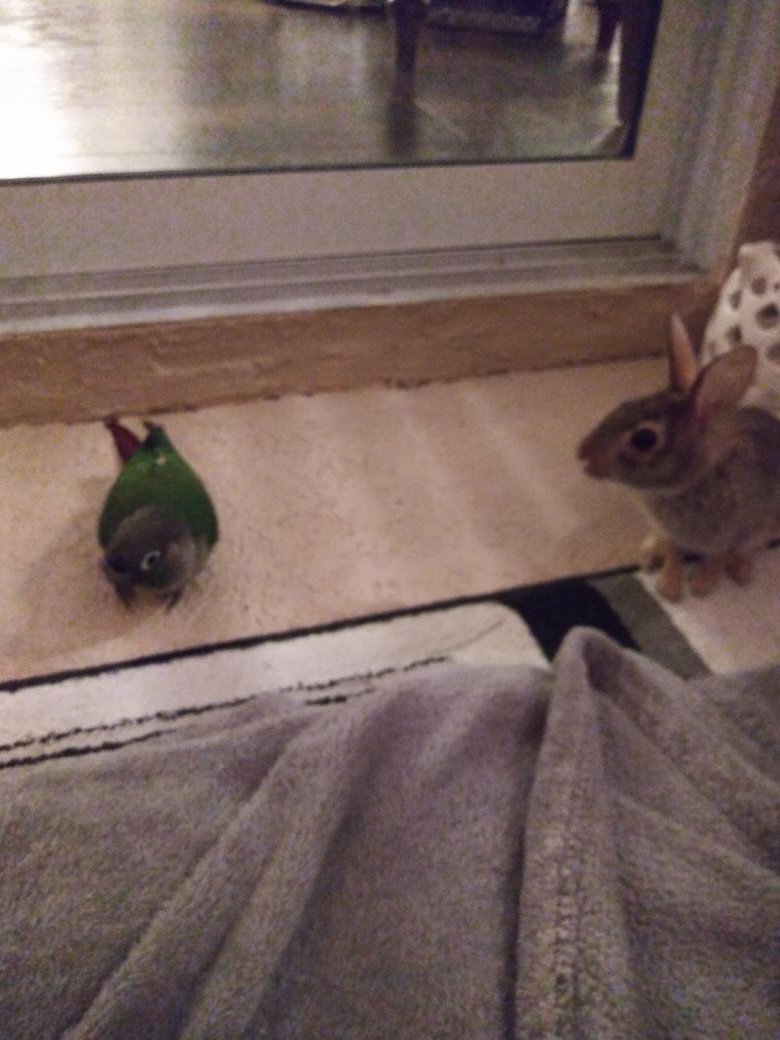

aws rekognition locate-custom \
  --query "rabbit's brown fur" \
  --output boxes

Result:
[578,317,780,600]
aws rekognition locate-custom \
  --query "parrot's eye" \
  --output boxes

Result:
[141,549,162,572]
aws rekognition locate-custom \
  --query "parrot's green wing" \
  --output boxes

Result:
[98,424,219,549]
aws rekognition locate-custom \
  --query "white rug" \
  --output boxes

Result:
[1,549,777,767]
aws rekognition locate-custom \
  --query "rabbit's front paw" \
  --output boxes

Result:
[639,532,666,572]
[655,544,684,602]
[725,552,754,586]
[689,556,724,597]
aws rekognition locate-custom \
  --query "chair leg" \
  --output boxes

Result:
[391,0,427,81]
[594,0,622,55]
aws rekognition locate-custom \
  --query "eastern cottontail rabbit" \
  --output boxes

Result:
[577,315,780,601]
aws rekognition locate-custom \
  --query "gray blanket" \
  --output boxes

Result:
[1,629,778,1039]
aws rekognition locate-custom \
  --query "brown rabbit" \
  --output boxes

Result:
[577,315,780,601]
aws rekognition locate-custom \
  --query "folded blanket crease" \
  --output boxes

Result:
[0,628,777,1040]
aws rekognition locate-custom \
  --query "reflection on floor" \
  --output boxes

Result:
[0,0,619,180]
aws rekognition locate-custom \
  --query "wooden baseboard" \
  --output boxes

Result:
[0,278,718,427]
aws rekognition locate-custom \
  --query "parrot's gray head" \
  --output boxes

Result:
[102,506,203,606]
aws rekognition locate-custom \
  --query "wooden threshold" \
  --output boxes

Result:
[0,278,718,427]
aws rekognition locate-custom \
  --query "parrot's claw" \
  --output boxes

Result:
[166,590,182,611]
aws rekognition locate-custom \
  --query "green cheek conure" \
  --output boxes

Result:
[98,418,219,607]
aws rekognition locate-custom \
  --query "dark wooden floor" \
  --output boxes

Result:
[0,0,620,181]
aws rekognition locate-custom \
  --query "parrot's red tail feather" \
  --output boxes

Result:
[104,417,142,463]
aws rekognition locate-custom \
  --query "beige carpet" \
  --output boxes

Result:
[0,359,663,682]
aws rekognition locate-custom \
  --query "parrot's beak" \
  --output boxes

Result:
[101,556,136,606]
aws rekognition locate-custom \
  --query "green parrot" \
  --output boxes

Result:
[98,419,219,607]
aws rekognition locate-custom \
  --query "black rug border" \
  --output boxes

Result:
[0,560,642,695]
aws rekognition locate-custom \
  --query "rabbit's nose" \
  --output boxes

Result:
[577,432,612,477]
[581,452,611,478]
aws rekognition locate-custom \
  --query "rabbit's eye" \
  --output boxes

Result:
[630,425,660,452]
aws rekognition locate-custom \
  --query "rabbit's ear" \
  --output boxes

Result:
[668,314,698,392]
[690,345,757,422]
